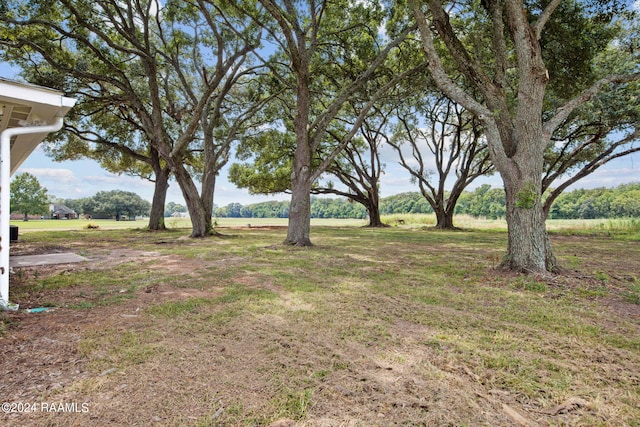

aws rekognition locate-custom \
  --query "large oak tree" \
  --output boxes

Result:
[230,0,416,245]
[0,0,264,237]
[409,0,639,272]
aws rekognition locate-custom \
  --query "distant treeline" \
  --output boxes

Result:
[549,182,640,219]
[211,182,640,220]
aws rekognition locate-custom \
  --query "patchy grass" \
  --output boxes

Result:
[1,226,639,426]
[623,280,640,305]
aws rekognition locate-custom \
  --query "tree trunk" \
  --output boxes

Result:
[285,167,313,246]
[434,207,455,229]
[173,162,211,238]
[201,140,220,234]
[483,24,554,272]
[366,204,385,227]
[497,153,557,272]
[147,164,170,231]
[201,171,215,234]
[365,185,386,227]
[502,183,556,272]
[285,59,313,246]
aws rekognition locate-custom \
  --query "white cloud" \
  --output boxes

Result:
[22,168,77,184]
[84,173,129,185]
[567,166,640,190]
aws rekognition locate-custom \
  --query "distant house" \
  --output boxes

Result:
[50,204,77,219]
[9,212,41,221]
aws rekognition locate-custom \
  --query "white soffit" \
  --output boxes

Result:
[0,77,76,174]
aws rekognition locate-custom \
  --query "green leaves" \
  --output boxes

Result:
[9,173,49,219]
[515,182,539,210]
[228,128,294,194]
[90,190,152,218]
[539,0,619,100]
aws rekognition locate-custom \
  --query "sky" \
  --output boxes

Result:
[2,62,639,208]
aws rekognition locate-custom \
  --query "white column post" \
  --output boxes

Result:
[0,117,64,309]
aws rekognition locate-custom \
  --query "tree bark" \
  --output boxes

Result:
[496,130,557,272]
[502,188,557,272]
[366,198,385,227]
[285,51,314,246]
[434,207,455,229]
[201,151,217,235]
[173,162,211,238]
[502,187,545,271]
[147,162,170,231]
[285,113,313,245]
[364,181,386,227]
[285,167,313,246]
[367,208,384,227]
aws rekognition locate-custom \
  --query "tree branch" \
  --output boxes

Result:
[543,72,640,138]
[532,0,563,40]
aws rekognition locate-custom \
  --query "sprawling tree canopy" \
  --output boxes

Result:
[1,0,637,267]
[228,0,418,245]
[390,95,493,229]
[408,0,639,272]
[0,0,267,237]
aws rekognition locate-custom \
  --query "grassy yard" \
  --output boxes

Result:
[1,220,639,426]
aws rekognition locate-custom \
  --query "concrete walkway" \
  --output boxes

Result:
[10,252,88,267]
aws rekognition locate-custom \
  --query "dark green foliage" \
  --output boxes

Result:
[10,173,49,219]
[61,190,151,219]
[456,185,507,219]
[310,197,368,219]
[164,202,187,218]
[214,197,366,219]
[548,182,640,219]
[210,183,640,220]
[534,0,619,100]
[380,192,433,215]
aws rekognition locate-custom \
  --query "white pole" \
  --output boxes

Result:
[0,117,64,309]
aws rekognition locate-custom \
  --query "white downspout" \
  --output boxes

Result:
[0,117,65,309]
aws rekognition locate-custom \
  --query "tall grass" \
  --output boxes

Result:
[547,217,640,240]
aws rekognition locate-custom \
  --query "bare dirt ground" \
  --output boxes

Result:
[1,230,639,426]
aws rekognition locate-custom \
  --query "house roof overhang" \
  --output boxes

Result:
[0,77,77,174]
[1,77,77,310]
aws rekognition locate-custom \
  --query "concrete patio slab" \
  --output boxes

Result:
[10,252,88,267]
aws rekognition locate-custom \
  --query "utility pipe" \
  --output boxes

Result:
[0,117,64,309]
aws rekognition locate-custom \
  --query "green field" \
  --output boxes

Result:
[10,217,367,231]
[11,214,640,240]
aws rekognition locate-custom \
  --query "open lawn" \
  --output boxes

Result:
[1,221,639,426]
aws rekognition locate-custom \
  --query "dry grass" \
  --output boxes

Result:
[1,226,639,426]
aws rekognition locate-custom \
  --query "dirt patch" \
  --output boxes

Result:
[0,282,221,388]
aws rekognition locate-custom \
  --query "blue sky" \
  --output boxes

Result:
[3,62,639,208]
